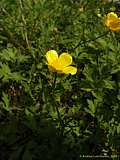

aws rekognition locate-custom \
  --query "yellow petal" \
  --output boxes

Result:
[46,50,58,65]
[109,20,120,31]
[105,12,118,27]
[63,66,77,75]
[58,53,72,68]
[51,59,62,70]
[107,12,118,20]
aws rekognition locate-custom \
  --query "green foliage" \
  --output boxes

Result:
[0,0,120,159]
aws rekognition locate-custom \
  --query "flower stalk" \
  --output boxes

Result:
[52,73,64,136]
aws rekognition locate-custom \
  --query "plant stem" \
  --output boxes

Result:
[19,0,30,50]
[52,73,64,136]
[73,31,110,51]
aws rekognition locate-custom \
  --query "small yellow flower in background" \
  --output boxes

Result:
[105,12,120,31]
[46,50,77,75]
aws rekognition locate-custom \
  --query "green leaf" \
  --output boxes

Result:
[103,80,115,89]
[0,48,29,63]
[111,66,120,74]
[0,48,16,61]
[2,92,10,111]
[9,72,25,82]
[0,63,25,81]
[0,63,11,76]
[117,95,120,101]
[85,99,96,116]
[96,38,107,49]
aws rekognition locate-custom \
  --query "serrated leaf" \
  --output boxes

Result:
[0,48,29,63]
[103,80,115,89]
[17,54,30,63]
[0,63,11,76]
[0,48,16,61]
[111,66,120,74]
[9,72,25,81]
[86,99,96,116]
[2,92,10,111]
[96,38,107,48]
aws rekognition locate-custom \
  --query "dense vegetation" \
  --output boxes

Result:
[0,0,120,159]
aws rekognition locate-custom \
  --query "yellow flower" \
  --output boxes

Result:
[46,50,77,75]
[105,12,120,31]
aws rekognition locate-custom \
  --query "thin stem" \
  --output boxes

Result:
[52,73,64,136]
[73,31,110,51]
[52,73,57,90]
[19,0,30,50]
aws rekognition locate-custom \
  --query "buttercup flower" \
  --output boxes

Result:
[105,12,120,31]
[46,50,77,75]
